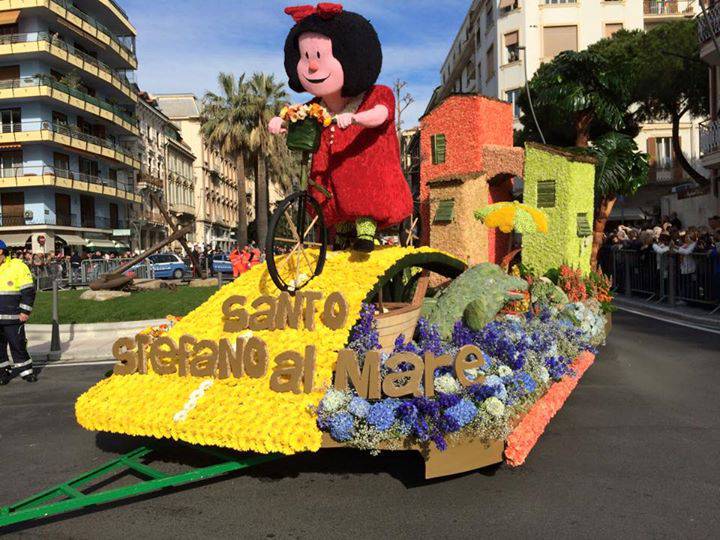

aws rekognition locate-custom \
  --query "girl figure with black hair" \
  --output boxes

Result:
[269,3,412,252]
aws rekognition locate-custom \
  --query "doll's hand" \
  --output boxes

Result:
[269,116,286,134]
[335,113,355,129]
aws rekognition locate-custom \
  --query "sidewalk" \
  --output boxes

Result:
[27,319,166,363]
[613,296,720,331]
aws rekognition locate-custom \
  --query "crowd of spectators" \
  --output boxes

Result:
[602,213,720,303]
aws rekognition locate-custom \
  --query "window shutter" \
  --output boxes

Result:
[646,138,657,182]
[537,180,556,208]
[434,199,455,223]
[431,134,446,164]
[576,213,591,237]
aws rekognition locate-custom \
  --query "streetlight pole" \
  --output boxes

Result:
[518,46,546,145]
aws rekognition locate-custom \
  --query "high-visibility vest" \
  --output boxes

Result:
[0,258,35,323]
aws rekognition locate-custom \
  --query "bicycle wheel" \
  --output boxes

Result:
[265,190,327,292]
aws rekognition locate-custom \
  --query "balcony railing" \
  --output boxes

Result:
[51,0,136,57]
[0,32,133,92]
[0,76,138,127]
[2,121,136,162]
[0,212,126,229]
[0,165,133,192]
[700,119,720,156]
[698,2,720,43]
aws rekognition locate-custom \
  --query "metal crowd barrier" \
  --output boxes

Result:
[30,258,154,290]
[601,248,720,312]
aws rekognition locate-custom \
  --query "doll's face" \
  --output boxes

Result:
[296,32,344,97]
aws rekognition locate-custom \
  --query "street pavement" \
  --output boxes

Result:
[1,311,719,539]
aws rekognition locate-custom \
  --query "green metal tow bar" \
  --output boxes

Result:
[0,446,283,528]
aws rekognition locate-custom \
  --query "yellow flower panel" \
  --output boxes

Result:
[76,247,457,455]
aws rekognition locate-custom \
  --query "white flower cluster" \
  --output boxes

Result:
[434,374,462,394]
[562,301,606,345]
[173,379,214,423]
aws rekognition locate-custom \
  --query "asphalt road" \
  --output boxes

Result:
[1,310,719,539]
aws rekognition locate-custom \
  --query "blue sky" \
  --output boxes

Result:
[123,0,469,127]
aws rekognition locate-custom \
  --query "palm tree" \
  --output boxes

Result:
[522,50,630,148]
[201,73,251,247]
[246,72,289,245]
[585,132,648,268]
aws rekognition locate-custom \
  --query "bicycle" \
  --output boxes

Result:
[265,116,335,293]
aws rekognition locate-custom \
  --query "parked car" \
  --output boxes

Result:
[210,254,233,275]
[129,253,189,280]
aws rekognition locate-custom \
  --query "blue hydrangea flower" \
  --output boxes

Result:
[366,400,400,431]
[444,399,477,428]
[328,412,355,442]
[347,396,371,418]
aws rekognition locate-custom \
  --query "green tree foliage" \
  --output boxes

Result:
[201,73,251,247]
[518,50,632,147]
[246,73,289,245]
[589,20,709,185]
[202,72,294,247]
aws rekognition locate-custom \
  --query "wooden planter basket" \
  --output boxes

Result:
[375,275,429,352]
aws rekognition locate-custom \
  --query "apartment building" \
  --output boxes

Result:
[433,0,705,223]
[165,130,196,246]
[0,0,139,253]
[155,93,248,250]
[695,0,720,222]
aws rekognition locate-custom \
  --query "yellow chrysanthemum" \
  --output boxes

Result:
[75,247,459,456]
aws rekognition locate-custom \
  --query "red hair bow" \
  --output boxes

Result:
[284,3,343,23]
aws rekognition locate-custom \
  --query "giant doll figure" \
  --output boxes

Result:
[269,3,412,252]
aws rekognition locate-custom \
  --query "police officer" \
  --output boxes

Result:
[0,240,37,384]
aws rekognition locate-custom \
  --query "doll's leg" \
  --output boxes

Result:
[333,222,354,250]
[354,217,377,252]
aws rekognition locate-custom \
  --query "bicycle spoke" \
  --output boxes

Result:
[284,211,301,243]
[275,237,322,247]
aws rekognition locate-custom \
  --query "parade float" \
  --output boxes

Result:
[0,4,613,528]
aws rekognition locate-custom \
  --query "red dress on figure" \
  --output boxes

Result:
[309,85,413,229]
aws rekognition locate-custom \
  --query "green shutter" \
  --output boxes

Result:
[537,180,556,208]
[434,199,455,223]
[576,213,591,237]
[431,134,446,164]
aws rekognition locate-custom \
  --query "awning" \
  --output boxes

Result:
[499,0,515,9]
[0,10,20,25]
[505,31,518,47]
[0,233,30,247]
[85,239,117,249]
[56,234,87,246]
[608,206,648,222]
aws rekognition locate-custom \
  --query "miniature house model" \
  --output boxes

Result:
[419,95,524,266]
[522,143,596,275]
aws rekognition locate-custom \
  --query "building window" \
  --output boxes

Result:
[544,0,577,4]
[431,134,447,165]
[505,88,522,118]
[0,107,20,133]
[500,0,519,14]
[543,25,578,59]
[604,23,623,38]
[485,2,494,31]
[504,31,520,63]
[537,180,557,208]
[0,149,22,178]
[486,45,495,80]
[656,137,673,168]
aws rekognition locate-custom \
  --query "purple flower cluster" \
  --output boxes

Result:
[366,399,400,431]
[545,355,574,379]
[348,303,381,355]
[503,371,538,404]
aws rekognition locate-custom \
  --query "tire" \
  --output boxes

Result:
[173,268,184,280]
[265,191,327,292]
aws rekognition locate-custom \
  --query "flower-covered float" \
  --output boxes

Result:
[76,244,612,478]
